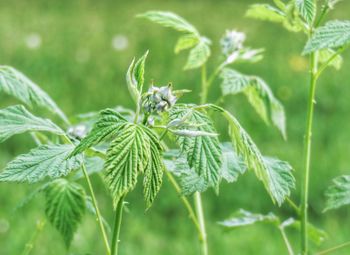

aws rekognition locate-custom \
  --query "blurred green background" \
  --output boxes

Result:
[0,0,350,254]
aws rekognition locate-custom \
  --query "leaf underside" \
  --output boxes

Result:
[325,175,350,211]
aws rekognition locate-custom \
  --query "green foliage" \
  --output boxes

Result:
[296,0,316,24]
[139,11,211,70]
[318,49,343,69]
[74,156,105,179]
[168,105,222,188]
[0,105,64,143]
[104,123,164,208]
[0,66,68,123]
[218,209,278,228]
[324,175,350,211]
[220,142,247,183]
[44,179,86,247]
[304,20,350,54]
[0,144,83,183]
[126,51,149,103]
[245,4,285,23]
[70,108,127,156]
[209,105,294,205]
[220,68,286,138]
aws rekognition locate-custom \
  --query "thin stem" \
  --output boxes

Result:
[315,46,348,79]
[206,62,226,90]
[21,219,46,255]
[82,163,111,255]
[316,241,350,255]
[200,65,208,104]
[194,192,208,255]
[165,171,202,235]
[279,226,295,255]
[286,197,300,215]
[111,196,125,255]
[300,51,318,255]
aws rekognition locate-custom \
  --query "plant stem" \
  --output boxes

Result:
[111,196,125,255]
[200,65,208,104]
[194,192,208,255]
[300,51,318,255]
[316,241,350,255]
[165,171,202,235]
[21,219,46,255]
[279,226,294,255]
[82,163,111,255]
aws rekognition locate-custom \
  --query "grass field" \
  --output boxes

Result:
[0,0,350,254]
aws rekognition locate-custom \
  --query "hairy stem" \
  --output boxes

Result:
[21,219,46,255]
[165,171,202,235]
[82,163,111,255]
[300,51,318,255]
[316,241,350,255]
[279,226,294,255]
[194,192,208,255]
[111,196,125,255]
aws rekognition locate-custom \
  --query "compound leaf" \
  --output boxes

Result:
[304,20,350,54]
[70,108,127,157]
[325,175,350,211]
[0,66,68,123]
[296,0,316,24]
[175,34,199,54]
[0,105,64,143]
[44,179,86,247]
[138,11,198,34]
[218,209,278,228]
[184,38,211,70]
[0,144,83,183]
[169,105,222,188]
[220,142,247,183]
[220,68,286,138]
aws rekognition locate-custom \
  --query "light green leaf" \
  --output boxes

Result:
[74,156,105,179]
[104,123,150,207]
[318,48,343,70]
[296,0,316,24]
[220,68,286,139]
[209,105,293,205]
[218,209,278,228]
[126,51,149,103]
[184,38,211,70]
[220,142,247,183]
[44,179,86,247]
[70,108,127,157]
[142,127,164,209]
[0,66,68,123]
[0,105,64,143]
[0,144,83,183]
[138,11,198,34]
[175,34,199,54]
[324,175,350,211]
[169,105,222,187]
[246,4,286,23]
[304,20,350,54]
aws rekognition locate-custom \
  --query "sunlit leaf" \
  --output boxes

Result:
[324,175,350,211]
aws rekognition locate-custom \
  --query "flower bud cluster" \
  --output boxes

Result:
[142,84,177,113]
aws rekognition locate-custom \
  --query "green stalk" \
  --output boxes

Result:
[111,196,125,255]
[81,163,111,255]
[300,51,318,255]
[316,241,350,255]
[21,219,46,255]
[279,226,294,255]
[194,192,208,255]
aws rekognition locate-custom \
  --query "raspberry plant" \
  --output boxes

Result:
[2,2,349,254]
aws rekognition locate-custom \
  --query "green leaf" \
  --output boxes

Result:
[138,11,198,34]
[324,175,350,211]
[0,144,83,183]
[44,179,86,247]
[209,105,293,205]
[74,156,104,179]
[142,127,164,209]
[184,38,211,70]
[296,0,316,24]
[220,142,247,183]
[126,51,149,103]
[218,209,278,228]
[220,68,286,138]
[169,105,222,187]
[0,105,64,143]
[175,34,199,54]
[303,20,350,54]
[318,48,343,70]
[104,123,150,207]
[246,4,286,23]
[70,108,127,157]
[0,66,68,123]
